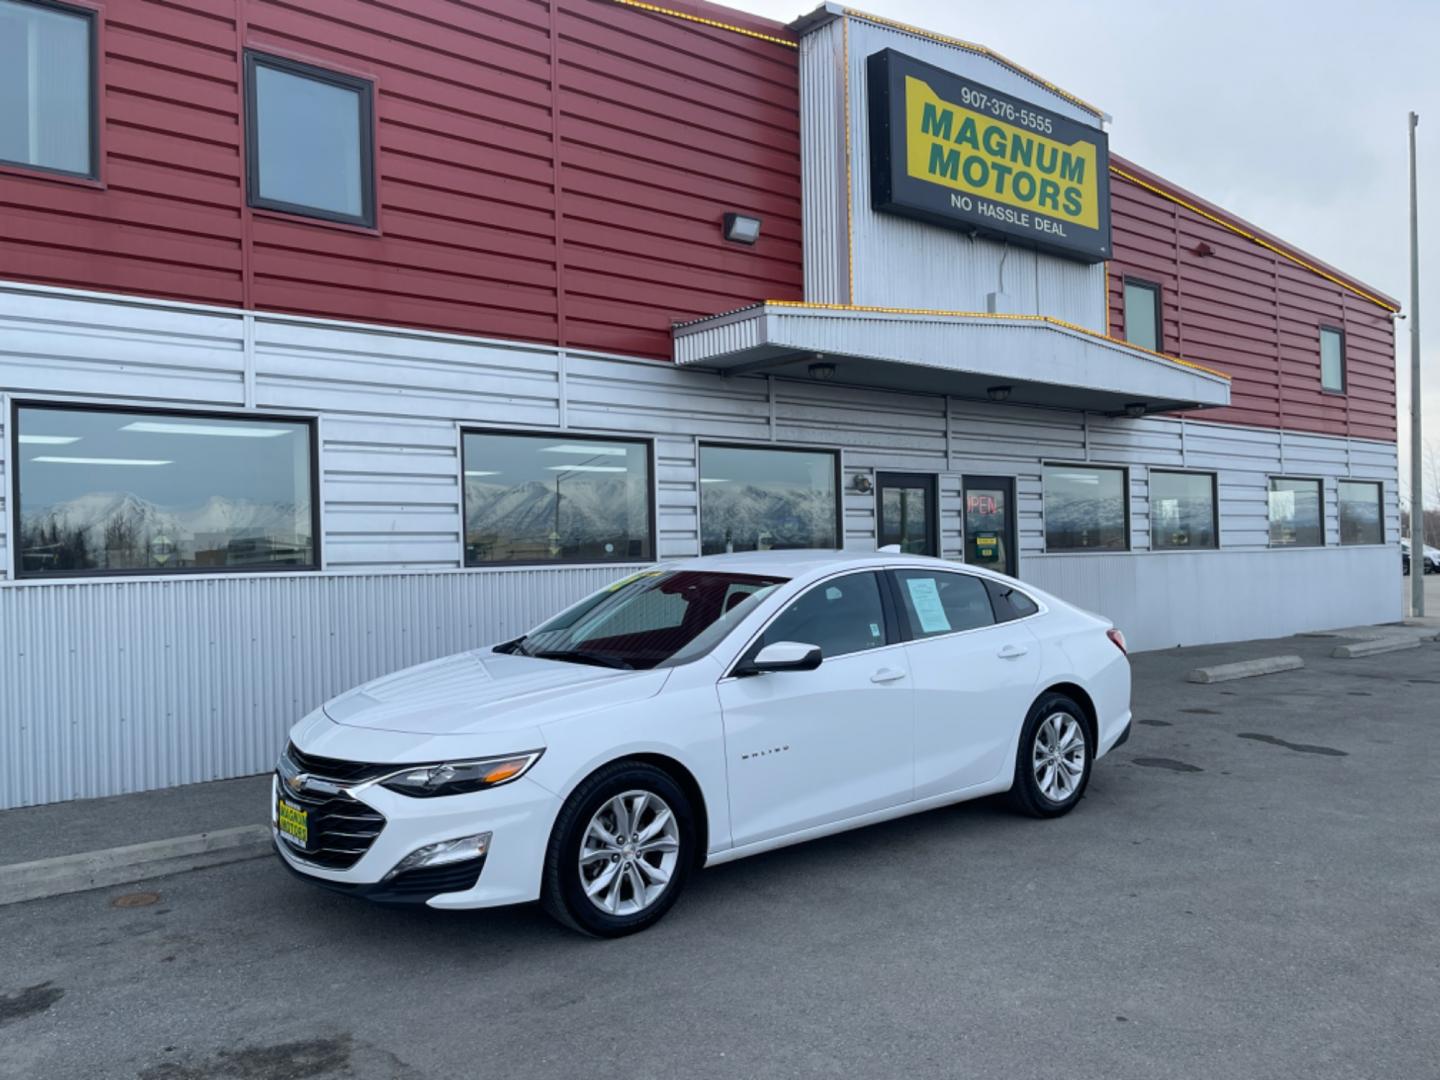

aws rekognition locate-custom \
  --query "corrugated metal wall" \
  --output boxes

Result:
[0,567,641,808]
[0,0,804,359]
[0,283,1401,808]
[1108,161,1397,441]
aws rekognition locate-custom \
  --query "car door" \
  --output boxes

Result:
[889,568,1041,799]
[717,570,914,847]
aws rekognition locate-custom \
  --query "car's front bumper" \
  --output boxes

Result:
[271,772,562,909]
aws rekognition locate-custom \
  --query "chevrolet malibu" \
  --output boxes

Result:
[273,550,1131,936]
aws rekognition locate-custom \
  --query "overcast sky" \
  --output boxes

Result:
[725,0,1439,501]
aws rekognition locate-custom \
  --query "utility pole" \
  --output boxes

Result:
[1409,112,1424,617]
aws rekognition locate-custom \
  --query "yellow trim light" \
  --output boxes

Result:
[758,300,1233,381]
[607,0,798,48]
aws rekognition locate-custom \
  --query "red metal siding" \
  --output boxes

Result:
[1108,157,1397,441]
[0,0,802,358]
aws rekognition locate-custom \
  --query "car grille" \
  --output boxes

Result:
[277,743,391,870]
[277,781,387,870]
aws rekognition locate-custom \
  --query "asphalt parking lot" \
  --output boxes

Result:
[3,632,1438,1080]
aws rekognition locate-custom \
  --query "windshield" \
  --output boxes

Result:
[497,570,787,671]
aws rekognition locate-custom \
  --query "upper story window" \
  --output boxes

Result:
[1123,278,1161,352]
[244,52,375,227]
[14,403,317,577]
[0,0,96,179]
[1320,326,1345,393]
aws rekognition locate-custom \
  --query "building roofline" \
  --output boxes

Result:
[1110,154,1400,313]
[606,0,798,48]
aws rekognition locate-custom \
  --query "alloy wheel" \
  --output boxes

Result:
[1032,712,1086,802]
[578,789,681,916]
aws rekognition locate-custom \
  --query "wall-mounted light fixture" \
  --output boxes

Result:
[853,474,873,494]
[808,360,836,381]
[986,385,1013,402]
[1124,402,1148,418]
[723,212,761,245]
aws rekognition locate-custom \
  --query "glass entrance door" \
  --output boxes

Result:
[963,475,1017,576]
[876,473,937,556]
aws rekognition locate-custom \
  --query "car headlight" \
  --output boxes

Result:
[377,750,543,798]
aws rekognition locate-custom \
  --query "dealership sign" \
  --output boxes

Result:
[867,49,1111,263]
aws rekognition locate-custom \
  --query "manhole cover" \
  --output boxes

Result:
[111,891,160,909]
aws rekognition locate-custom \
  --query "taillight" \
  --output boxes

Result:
[1107,628,1128,655]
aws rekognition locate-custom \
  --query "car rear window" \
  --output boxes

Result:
[984,579,1039,622]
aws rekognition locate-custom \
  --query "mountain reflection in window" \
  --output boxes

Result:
[461,432,652,565]
[699,445,838,555]
[16,406,315,576]
[1043,464,1128,552]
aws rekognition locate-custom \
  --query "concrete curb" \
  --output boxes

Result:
[1331,638,1423,659]
[1186,655,1304,684]
[0,825,271,907]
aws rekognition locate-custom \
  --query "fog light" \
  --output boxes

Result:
[383,832,491,881]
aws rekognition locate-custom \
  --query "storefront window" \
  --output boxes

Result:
[1148,470,1217,550]
[15,404,316,576]
[461,431,652,564]
[1268,477,1324,547]
[1043,464,1128,552]
[699,445,838,555]
[1337,480,1382,545]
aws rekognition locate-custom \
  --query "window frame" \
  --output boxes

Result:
[459,426,657,569]
[1041,462,1132,554]
[1319,325,1346,395]
[1146,468,1219,551]
[1122,276,1163,353]
[697,440,844,556]
[1336,479,1384,546]
[10,398,322,580]
[1266,475,1326,549]
[242,50,377,229]
[0,0,101,183]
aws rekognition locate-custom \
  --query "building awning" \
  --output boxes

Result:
[672,302,1231,415]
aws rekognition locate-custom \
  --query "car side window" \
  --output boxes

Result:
[984,578,1040,622]
[759,572,888,659]
[893,569,996,638]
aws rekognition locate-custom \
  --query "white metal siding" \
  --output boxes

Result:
[0,283,1403,808]
[0,567,641,808]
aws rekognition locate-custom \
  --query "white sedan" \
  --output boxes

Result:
[273,551,1132,936]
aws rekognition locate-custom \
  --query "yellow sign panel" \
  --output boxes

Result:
[904,76,1099,230]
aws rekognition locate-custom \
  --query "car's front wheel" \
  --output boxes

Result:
[541,760,696,937]
[1008,692,1093,818]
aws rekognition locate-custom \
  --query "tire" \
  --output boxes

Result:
[1007,692,1093,819]
[541,760,696,938]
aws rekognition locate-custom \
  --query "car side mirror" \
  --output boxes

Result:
[742,641,823,675]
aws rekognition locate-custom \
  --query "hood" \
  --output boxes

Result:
[322,649,670,736]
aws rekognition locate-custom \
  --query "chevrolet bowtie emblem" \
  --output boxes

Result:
[286,772,307,793]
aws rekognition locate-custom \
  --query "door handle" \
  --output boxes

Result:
[997,643,1029,660]
[870,667,907,684]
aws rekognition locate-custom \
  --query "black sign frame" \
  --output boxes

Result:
[867,49,1111,264]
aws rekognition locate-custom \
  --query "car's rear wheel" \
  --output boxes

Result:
[1008,692,1092,818]
[541,760,695,937]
